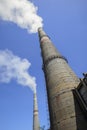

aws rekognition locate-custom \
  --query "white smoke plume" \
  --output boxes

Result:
[0,49,36,92]
[0,0,43,33]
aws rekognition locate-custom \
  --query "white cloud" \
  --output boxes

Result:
[0,49,36,92]
[0,0,43,33]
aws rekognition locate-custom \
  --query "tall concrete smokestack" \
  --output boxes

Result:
[38,27,87,130]
[33,92,40,130]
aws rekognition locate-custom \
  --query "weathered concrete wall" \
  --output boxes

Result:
[44,57,79,130]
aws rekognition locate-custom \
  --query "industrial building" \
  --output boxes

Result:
[37,28,87,130]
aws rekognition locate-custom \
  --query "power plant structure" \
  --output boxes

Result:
[38,27,87,130]
[33,92,40,130]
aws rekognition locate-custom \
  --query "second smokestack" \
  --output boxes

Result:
[33,92,40,130]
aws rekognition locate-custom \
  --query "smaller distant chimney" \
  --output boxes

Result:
[33,92,40,130]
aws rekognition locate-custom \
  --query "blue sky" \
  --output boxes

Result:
[0,0,87,130]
